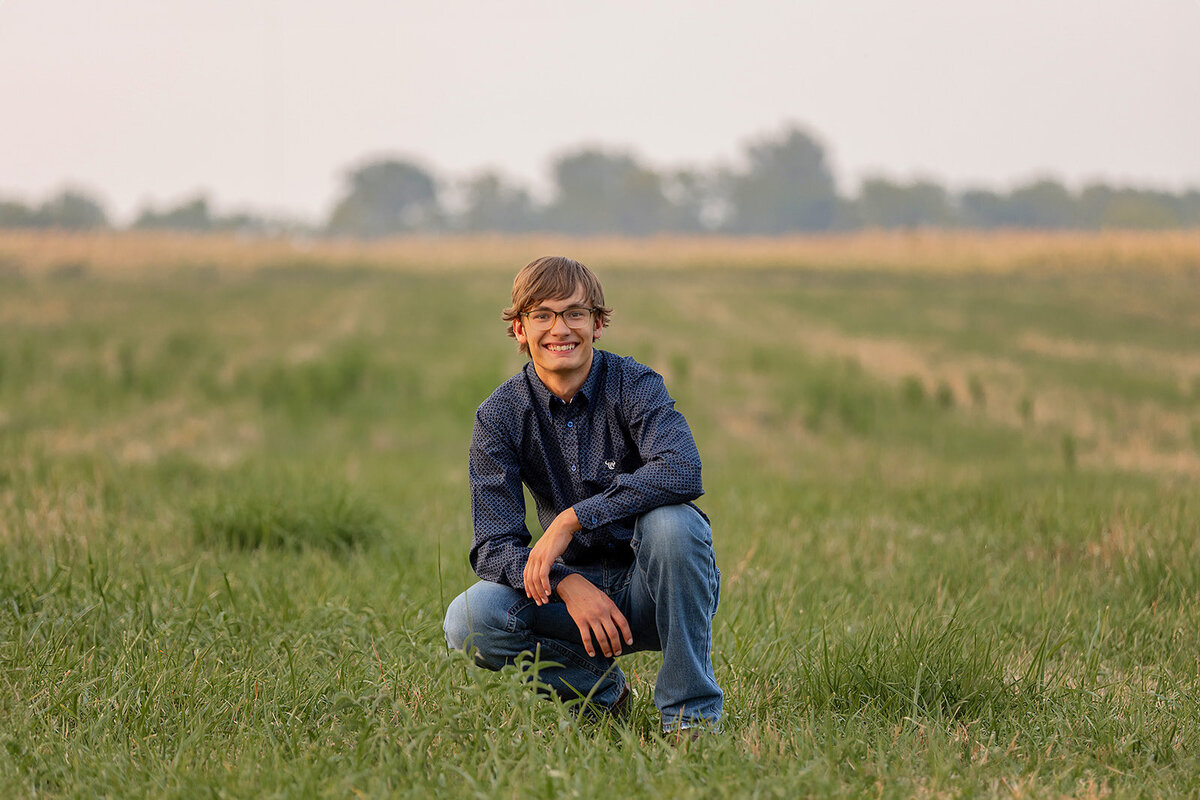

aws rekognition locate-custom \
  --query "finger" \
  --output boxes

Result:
[615,610,633,647]
[524,563,541,603]
[577,622,595,658]
[530,560,546,600]
[591,622,613,658]
[599,617,622,656]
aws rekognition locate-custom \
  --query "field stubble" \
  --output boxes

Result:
[1,232,1199,797]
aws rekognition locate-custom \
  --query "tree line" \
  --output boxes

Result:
[4,125,1198,236]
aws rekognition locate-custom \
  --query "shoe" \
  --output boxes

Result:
[663,721,716,745]
[608,683,631,720]
[574,682,631,723]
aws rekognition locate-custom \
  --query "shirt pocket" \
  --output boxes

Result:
[584,438,639,492]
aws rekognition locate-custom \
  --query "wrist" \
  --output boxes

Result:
[556,573,587,600]
[555,506,580,532]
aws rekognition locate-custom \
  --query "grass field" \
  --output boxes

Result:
[2,232,1199,797]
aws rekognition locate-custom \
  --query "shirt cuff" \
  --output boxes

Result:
[571,497,612,546]
[548,562,575,592]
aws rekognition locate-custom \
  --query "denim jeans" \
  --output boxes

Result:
[444,504,722,730]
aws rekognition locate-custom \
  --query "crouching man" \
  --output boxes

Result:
[443,255,722,734]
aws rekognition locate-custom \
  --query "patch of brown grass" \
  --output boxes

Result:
[1017,332,1200,389]
[1,229,1198,278]
[767,317,1200,477]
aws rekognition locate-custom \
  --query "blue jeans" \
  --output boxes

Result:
[444,504,722,730]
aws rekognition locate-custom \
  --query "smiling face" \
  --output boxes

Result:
[513,286,604,398]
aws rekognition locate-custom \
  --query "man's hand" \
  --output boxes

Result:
[556,574,633,658]
[523,507,580,605]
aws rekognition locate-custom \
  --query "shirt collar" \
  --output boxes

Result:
[525,351,603,410]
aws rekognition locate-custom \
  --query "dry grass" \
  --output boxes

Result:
[1016,332,1200,388]
[788,321,1200,476]
[1,229,1198,277]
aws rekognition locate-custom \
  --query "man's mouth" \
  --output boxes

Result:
[545,343,577,352]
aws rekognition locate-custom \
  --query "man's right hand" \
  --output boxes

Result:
[555,573,633,658]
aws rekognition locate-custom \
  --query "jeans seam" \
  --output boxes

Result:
[504,596,535,634]
[684,552,720,725]
[613,562,634,595]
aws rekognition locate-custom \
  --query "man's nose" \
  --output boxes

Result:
[550,312,572,333]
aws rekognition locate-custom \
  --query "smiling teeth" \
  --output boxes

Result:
[547,344,576,351]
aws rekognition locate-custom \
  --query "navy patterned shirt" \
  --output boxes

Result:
[469,349,705,592]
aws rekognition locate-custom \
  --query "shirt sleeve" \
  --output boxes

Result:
[571,367,703,545]
[469,408,575,591]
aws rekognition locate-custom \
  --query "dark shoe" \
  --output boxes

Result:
[608,683,631,720]
[575,683,630,723]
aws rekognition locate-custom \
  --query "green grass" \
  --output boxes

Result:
[190,468,386,552]
[1,258,1199,797]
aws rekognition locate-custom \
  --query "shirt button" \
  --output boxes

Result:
[567,421,573,428]
[570,465,577,472]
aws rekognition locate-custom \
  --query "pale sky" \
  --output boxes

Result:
[2,0,1198,224]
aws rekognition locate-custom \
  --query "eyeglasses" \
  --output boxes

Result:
[520,306,597,330]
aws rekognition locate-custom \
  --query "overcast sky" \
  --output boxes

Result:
[3,0,1198,224]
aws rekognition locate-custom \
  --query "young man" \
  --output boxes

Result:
[443,255,723,733]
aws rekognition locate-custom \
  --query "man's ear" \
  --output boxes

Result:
[513,316,528,346]
[592,315,604,342]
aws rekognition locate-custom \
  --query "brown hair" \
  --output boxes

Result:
[502,256,612,355]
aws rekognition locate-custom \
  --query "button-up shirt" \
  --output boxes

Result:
[469,349,705,591]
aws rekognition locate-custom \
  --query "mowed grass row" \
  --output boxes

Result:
[1,250,1199,797]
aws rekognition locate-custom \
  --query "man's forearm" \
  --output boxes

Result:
[572,459,703,540]
[471,533,573,590]
[523,507,579,604]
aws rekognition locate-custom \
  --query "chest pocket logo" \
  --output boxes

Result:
[604,460,616,470]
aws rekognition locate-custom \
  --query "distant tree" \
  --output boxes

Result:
[210,211,279,234]
[958,188,1010,228]
[660,169,716,232]
[40,190,110,229]
[1079,184,1183,229]
[958,181,1200,230]
[545,148,670,235]
[722,125,837,233]
[855,177,952,229]
[1180,190,1200,227]
[1076,184,1114,228]
[458,171,537,232]
[0,190,109,229]
[0,199,40,228]
[831,196,864,231]
[133,196,213,231]
[1005,179,1077,228]
[327,158,440,237]
[1119,189,1181,229]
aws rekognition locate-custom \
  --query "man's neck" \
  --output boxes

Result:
[533,351,594,403]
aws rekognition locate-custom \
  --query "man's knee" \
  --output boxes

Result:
[634,504,712,563]
[443,582,521,660]
[443,590,474,651]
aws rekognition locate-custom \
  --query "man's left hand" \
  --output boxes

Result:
[523,507,579,605]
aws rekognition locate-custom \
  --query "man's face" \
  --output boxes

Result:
[513,287,603,385]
